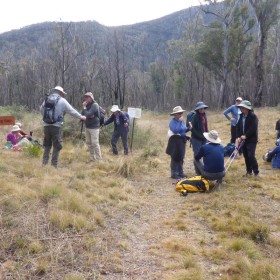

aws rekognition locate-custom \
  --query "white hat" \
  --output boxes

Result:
[111,105,121,112]
[237,100,252,110]
[15,122,22,128]
[236,97,243,101]
[203,130,221,144]
[170,106,186,115]
[53,86,67,95]
[84,92,95,101]
[11,125,21,132]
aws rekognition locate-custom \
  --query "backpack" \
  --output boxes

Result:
[175,176,210,196]
[43,95,61,124]
[275,119,280,131]
[98,106,106,126]
[224,143,235,157]
[186,110,195,126]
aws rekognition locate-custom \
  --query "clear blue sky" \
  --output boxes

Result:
[1,0,202,34]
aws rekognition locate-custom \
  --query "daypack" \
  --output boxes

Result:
[98,105,106,126]
[43,95,61,124]
[224,143,235,157]
[186,110,195,126]
[176,176,210,196]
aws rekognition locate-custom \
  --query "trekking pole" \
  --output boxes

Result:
[224,140,244,172]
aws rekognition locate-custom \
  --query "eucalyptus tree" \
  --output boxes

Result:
[248,0,280,106]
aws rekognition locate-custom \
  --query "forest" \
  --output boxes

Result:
[0,0,279,112]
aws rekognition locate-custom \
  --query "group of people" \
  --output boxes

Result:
[39,86,129,168]
[166,96,273,183]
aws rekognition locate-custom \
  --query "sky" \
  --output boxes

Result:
[0,0,202,34]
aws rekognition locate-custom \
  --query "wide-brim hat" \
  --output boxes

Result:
[15,122,22,128]
[203,130,221,144]
[111,105,121,112]
[194,101,208,111]
[237,100,252,110]
[170,106,186,115]
[53,86,67,95]
[83,92,95,101]
[11,125,21,132]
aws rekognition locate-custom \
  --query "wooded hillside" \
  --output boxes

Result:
[0,0,279,112]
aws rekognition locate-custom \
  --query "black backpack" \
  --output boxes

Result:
[43,95,61,124]
[186,110,195,127]
[98,106,106,126]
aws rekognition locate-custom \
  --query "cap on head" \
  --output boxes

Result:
[11,125,21,132]
[111,105,121,113]
[170,106,186,115]
[83,92,95,101]
[195,101,208,111]
[237,100,252,110]
[53,86,67,95]
[236,97,243,101]
[203,130,221,144]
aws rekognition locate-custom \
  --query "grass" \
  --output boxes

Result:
[0,108,279,279]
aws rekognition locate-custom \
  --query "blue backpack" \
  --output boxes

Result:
[224,143,235,157]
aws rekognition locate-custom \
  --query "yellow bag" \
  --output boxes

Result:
[175,176,210,196]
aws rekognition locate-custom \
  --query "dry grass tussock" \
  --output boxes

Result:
[0,107,280,279]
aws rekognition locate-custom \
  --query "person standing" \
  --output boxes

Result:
[102,105,129,155]
[40,86,86,168]
[223,97,243,144]
[236,100,259,176]
[81,92,102,162]
[166,106,192,179]
[191,101,209,157]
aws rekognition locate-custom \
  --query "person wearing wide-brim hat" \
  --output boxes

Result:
[81,92,102,162]
[102,105,130,155]
[40,85,86,168]
[194,130,225,183]
[223,97,243,145]
[166,106,192,179]
[236,100,259,176]
[6,125,23,146]
[190,101,209,157]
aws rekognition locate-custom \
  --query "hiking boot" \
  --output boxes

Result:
[171,175,181,179]
[179,174,188,178]
[243,172,252,177]
[254,173,259,177]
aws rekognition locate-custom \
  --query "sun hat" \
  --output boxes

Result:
[53,86,67,95]
[83,92,95,101]
[194,101,208,111]
[170,106,186,115]
[11,125,21,132]
[236,97,243,101]
[237,100,252,110]
[111,105,121,112]
[203,130,221,144]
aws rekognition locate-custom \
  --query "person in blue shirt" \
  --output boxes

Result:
[266,138,280,169]
[194,130,225,181]
[223,97,243,144]
[166,106,192,179]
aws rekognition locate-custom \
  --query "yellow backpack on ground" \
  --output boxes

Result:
[175,176,210,196]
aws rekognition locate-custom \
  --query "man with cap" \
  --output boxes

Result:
[81,92,102,162]
[191,101,209,157]
[223,97,243,144]
[194,130,225,182]
[166,106,192,179]
[102,105,129,155]
[40,86,86,168]
[236,100,259,176]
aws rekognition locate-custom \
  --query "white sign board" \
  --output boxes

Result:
[128,107,142,119]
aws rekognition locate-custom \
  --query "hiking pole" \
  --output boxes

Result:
[224,140,244,172]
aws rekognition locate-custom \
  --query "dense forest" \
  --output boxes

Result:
[0,0,279,112]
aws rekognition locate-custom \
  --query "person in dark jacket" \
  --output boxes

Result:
[166,106,192,179]
[264,138,280,169]
[236,100,259,176]
[191,101,209,157]
[102,105,129,155]
[81,92,102,162]
[194,130,225,181]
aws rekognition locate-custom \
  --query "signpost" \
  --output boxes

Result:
[0,116,15,126]
[127,107,142,153]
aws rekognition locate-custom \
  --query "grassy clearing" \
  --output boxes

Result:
[0,108,279,279]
